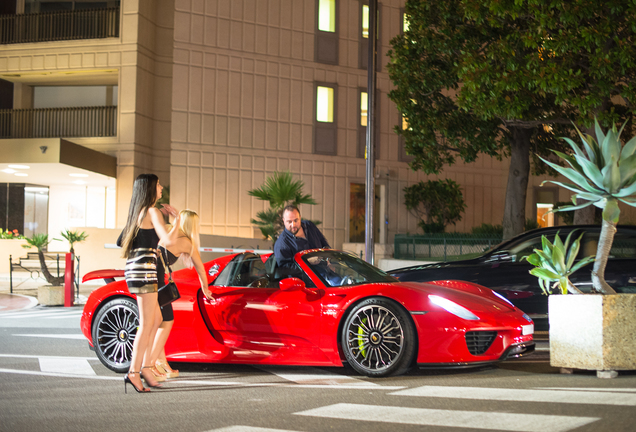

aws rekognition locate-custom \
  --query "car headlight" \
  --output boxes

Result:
[429,295,479,320]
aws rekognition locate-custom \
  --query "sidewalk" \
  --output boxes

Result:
[0,274,97,311]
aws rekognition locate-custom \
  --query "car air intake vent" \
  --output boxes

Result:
[465,331,497,355]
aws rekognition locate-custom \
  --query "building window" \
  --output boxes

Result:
[318,0,336,32]
[315,0,339,64]
[317,86,334,123]
[314,83,337,155]
[359,1,381,70]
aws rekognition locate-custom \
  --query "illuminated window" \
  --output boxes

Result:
[361,5,369,38]
[402,12,409,32]
[318,0,336,32]
[360,92,368,126]
[315,83,337,155]
[316,86,334,123]
[537,203,554,228]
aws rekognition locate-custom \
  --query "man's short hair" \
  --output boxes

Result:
[283,204,300,216]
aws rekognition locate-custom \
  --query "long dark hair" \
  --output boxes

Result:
[120,173,159,258]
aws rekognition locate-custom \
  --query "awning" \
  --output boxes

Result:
[0,138,116,187]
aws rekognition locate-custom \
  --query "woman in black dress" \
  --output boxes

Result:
[119,173,177,393]
[150,209,211,378]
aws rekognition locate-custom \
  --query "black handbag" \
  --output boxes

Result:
[157,247,180,307]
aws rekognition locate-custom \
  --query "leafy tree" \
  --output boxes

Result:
[22,234,64,286]
[403,179,466,233]
[388,0,636,239]
[248,171,318,243]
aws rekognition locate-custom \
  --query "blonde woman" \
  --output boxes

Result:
[150,210,211,377]
[118,174,178,393]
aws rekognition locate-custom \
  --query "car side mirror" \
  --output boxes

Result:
[279,277,305,292]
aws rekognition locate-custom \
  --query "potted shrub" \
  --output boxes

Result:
[529,119,636,377]
[23,230,88,306]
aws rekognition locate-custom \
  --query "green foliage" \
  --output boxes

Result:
[388,0,636,238]
[541,119,636,220]
[403,179,466,234]
[523,232,594,295]
[0,228,23,239]
[540,119,636,293]
[22,233,51,251]
[59,229,88,255]
[248,171,319,242]
[470,223,503,237]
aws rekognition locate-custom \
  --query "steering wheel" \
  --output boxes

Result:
[342,276,355,285]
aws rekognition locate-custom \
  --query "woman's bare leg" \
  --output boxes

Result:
[129,292,158,388]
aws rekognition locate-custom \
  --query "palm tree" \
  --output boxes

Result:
[60,229,88,255]
[22,234,64,286]
[540,119,636,294]
[248,171,319,242]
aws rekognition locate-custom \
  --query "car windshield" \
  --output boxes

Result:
[302,250,397,287]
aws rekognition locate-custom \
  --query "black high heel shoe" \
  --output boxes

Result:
[124,371,149,394]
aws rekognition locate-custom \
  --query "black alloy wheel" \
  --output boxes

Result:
[91,297,138,373]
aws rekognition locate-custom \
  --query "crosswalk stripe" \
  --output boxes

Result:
[208,426,304,432]
[541,387,636,393]
[256,366,380,387]
[0,354,98,360]
[13,334,86,340]
[39,358,96,376]
[294,403,599,432]
[389,385,636,406]
[0,310,81,319]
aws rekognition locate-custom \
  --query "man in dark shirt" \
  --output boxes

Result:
[274,205,330,271]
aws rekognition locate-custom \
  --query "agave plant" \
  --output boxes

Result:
[523,231,594,295]
[540,118,636,294]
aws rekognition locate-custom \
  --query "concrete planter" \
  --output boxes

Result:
[38,285,64,306]
[549,294,636,376]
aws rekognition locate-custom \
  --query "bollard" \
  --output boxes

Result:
[64,253,74,307]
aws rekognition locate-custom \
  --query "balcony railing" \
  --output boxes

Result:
[0,7,119,44]
[0,106,117,138]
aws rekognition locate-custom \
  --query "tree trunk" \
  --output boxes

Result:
[37,249,64,286]
[503,127,531,240]
[591,218,617,294]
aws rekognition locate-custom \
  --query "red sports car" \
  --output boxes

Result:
[80,249,535,377]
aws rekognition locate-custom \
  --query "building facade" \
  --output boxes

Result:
[0,0,576,255]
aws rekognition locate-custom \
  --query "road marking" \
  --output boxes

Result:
[0,310,81,319]
[209,427,304,432]
[13,333,86,340]
[294,403,599,432]
[0,354,98,360]
[256,366,380,387]
[389,385,636,406]
[0,368,119,380]
[39,357,96,375]
[542,387,636,393]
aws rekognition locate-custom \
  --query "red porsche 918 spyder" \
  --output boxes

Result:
[80,249,535,377]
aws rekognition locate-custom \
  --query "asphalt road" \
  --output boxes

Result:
[1,306,636,432]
